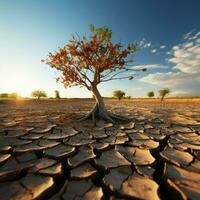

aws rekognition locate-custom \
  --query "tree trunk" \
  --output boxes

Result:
[91,84,106,114]
[79,84,131,124]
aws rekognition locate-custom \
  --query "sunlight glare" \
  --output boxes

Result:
[0,67,35,97]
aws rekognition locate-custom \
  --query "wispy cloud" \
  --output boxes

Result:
[183,31,193,40]
[140,71,199,86]
[145,42,151,48]
[160,45,166,49]
[170,89,193,96]
[140,31,200,92]
[138,38,151,48]
[151,49,157,53]
[133,64,169,70]
[168,31,200,74]
[137,38,167,55]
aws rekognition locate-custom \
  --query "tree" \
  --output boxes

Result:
[31,90,47,100]
[8,93,19,99]
[113,90,125,101]
[55,90,61,99]
[42,25,146,123]
[159,88,170,101]
[0,93,20,99]
[147,91,154,98]
[0,93,8,98]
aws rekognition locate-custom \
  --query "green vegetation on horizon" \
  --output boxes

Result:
[0,93,20,99]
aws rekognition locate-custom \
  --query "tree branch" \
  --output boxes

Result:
[101,67,145,82]
[101,76,133,82]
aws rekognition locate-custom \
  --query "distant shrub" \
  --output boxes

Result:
[55,90,61,99]
[0,93,20,99]
[0,93,9,98]
[147,91,154,98]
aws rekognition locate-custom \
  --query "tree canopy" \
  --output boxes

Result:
[159,88,170,101]
[31,90,47,100]
[42,25,145,90]
[147,91,154,98]
[113,90,126,101]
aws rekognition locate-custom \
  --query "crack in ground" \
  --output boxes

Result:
[1,101,200,200]
[152,134,170,200]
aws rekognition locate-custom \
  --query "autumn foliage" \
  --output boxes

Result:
[42,25,141,90]
[43,25,146,122]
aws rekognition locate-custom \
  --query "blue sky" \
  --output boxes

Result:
[0,0,200,97]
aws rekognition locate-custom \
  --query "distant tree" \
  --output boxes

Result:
[147,91,154,98]
[113,90,126,101]
[8,93,19,99]
[42,25,146,123]
[159,88,170,101]
[0,93,8,98]
[55,90,61,99]
[126,96,131,99]
[31,90,47,100]
[0,93,20,99]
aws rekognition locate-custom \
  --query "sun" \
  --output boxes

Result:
[0,67,35,97]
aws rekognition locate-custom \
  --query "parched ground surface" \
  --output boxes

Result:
[0,99,200,200]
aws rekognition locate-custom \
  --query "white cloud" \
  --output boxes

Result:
[184,42,194,48]
[168,32,200,74]
[133,64,169,70]
[170,90,192,96]
[144,42,151,48]
[183,31,193,40]
[137,39,167,54]
[172,45,179,50]
[138,38,146,47]
[160,45,166,49]
[140,71,199,86]
[187,31,200,41]
[138,38,152,49]
[151,49,157,53]
[196,38,200,43]
[140,31,200,91]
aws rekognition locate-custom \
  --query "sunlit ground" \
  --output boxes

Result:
[0,98,200,199]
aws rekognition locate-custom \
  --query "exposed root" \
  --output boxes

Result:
[78,104,98,121]
[108,112,132,122]
[99,111,115,123]
[78,104,132,124]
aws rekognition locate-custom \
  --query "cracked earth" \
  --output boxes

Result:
[0,99,200,200]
